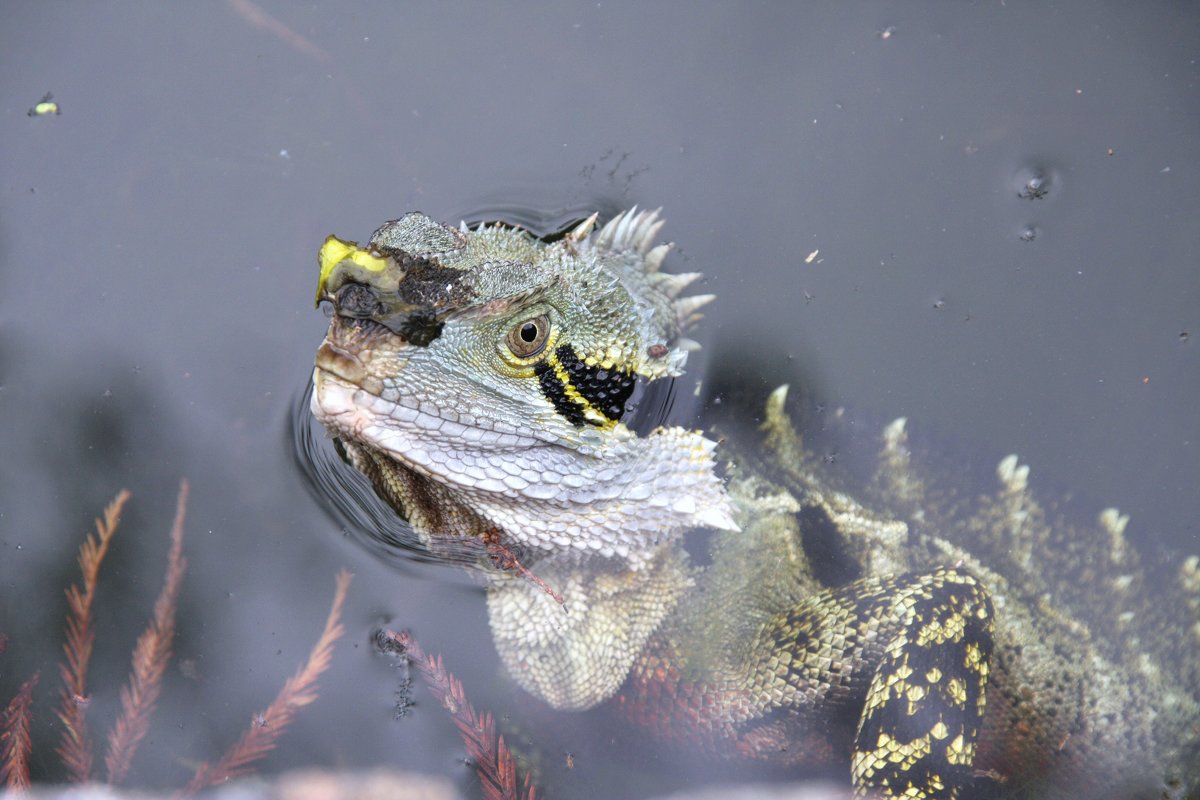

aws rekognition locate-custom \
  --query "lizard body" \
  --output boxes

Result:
[310,209,1200,798]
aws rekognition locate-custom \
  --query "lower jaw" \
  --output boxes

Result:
[314,341,386,396]
[310,368,366,438]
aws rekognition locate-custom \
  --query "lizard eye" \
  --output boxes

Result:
[506,314,550,358]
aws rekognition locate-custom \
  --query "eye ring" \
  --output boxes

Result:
[506,314,551,359]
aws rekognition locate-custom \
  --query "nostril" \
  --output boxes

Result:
[335,282,382,317]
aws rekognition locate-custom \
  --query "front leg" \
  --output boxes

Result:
[849,568,994,799]
[742,567,994,796]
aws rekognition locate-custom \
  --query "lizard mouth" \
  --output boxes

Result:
[312,312,407,396]
[310,368,438,481]
[314,338,388,397]
[315,340,365,382]
[311,362,542,481]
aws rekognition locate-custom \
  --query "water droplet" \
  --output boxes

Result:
[1018,225,1038,242]
[1014,164,1056,199]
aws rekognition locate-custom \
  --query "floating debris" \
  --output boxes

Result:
[1014,162,1056,200]
[1018,174,1049,199]
[27,92,59,117]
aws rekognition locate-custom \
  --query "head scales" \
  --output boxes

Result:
[311,207,736,566]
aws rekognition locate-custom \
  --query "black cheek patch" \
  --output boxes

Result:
[555,344,636,422]
[534,359,589,427]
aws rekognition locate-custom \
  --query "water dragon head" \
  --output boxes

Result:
[310,208,737,564]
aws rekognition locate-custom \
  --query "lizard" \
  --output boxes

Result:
[309,207,1200,799]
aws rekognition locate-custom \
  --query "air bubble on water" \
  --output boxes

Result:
[1014,163,1057,199]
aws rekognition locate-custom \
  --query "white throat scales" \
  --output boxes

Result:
[311,369,738,566]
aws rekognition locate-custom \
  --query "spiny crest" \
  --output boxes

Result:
[316,209,715,380]
[373,209,716,339]
[591,206,667,255]
[580,206,715,339]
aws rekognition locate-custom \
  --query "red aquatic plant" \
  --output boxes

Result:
[104,482,190,784]
[181,569,352,795]
[378,628,537,800]
[0,484,351,793]
[56,489,130,782]
[1,672,39,791]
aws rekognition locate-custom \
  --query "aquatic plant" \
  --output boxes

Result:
[377,628,538,800]
[56,489,132,782]
[104,485,187,785]
[182,570,350,793]
[0,484,351,794]
[0,673,38,790]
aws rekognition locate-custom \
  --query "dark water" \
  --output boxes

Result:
[2,2,1197,797]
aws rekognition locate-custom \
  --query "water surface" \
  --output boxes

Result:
[1,3,1197,797]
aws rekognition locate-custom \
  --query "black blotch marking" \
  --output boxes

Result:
[799,506,863,588]
[534,359,589,427]
[876,749,968,800]
[555,344,636,421]
[391,310,443,347]
[388,254,470,308]
[336,282,383,317]
[334,223,475,347]
[856,570,994,800]
[334,281,444,346]
[769,617,813,655]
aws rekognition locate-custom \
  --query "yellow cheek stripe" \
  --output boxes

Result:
[546,351,617,429]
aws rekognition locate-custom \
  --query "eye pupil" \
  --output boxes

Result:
[506,314,551,358]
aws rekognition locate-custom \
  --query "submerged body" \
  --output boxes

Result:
[310,209,1200,798]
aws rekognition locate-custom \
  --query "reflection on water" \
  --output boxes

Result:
[291,378,467,569]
